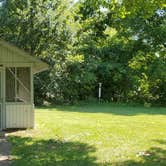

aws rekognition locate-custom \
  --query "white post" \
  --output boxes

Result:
[98,82,102,102]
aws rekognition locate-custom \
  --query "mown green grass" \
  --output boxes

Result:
[8,103,166,166]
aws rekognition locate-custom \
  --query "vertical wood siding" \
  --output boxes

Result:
[5,104,34,128]
[0,41,47,129]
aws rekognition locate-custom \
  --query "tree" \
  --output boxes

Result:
[0,0,165,105]
[0,0,76,104]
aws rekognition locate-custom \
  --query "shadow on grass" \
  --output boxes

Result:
[8,135,166,166]
[8,135,97,166]
[37,103,166,116]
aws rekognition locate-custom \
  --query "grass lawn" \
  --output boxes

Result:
[8,103,166,166]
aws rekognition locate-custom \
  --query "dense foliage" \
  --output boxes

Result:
[0,0,166,106]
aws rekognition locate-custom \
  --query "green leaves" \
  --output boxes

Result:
[0,0,165,105]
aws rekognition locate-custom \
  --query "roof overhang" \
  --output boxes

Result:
[0,40,49,74]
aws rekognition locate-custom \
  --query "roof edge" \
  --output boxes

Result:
[0,39,49,73]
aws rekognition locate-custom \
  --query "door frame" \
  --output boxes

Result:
[0,66,6,130]
[0,68,3,130]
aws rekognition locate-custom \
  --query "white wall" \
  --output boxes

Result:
[5,104,34,128]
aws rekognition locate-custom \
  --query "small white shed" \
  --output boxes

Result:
[0,40,48,130]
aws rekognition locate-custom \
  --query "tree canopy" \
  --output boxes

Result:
[0,0,166,106]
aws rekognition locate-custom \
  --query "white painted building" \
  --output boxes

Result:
[0,40,48,130]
